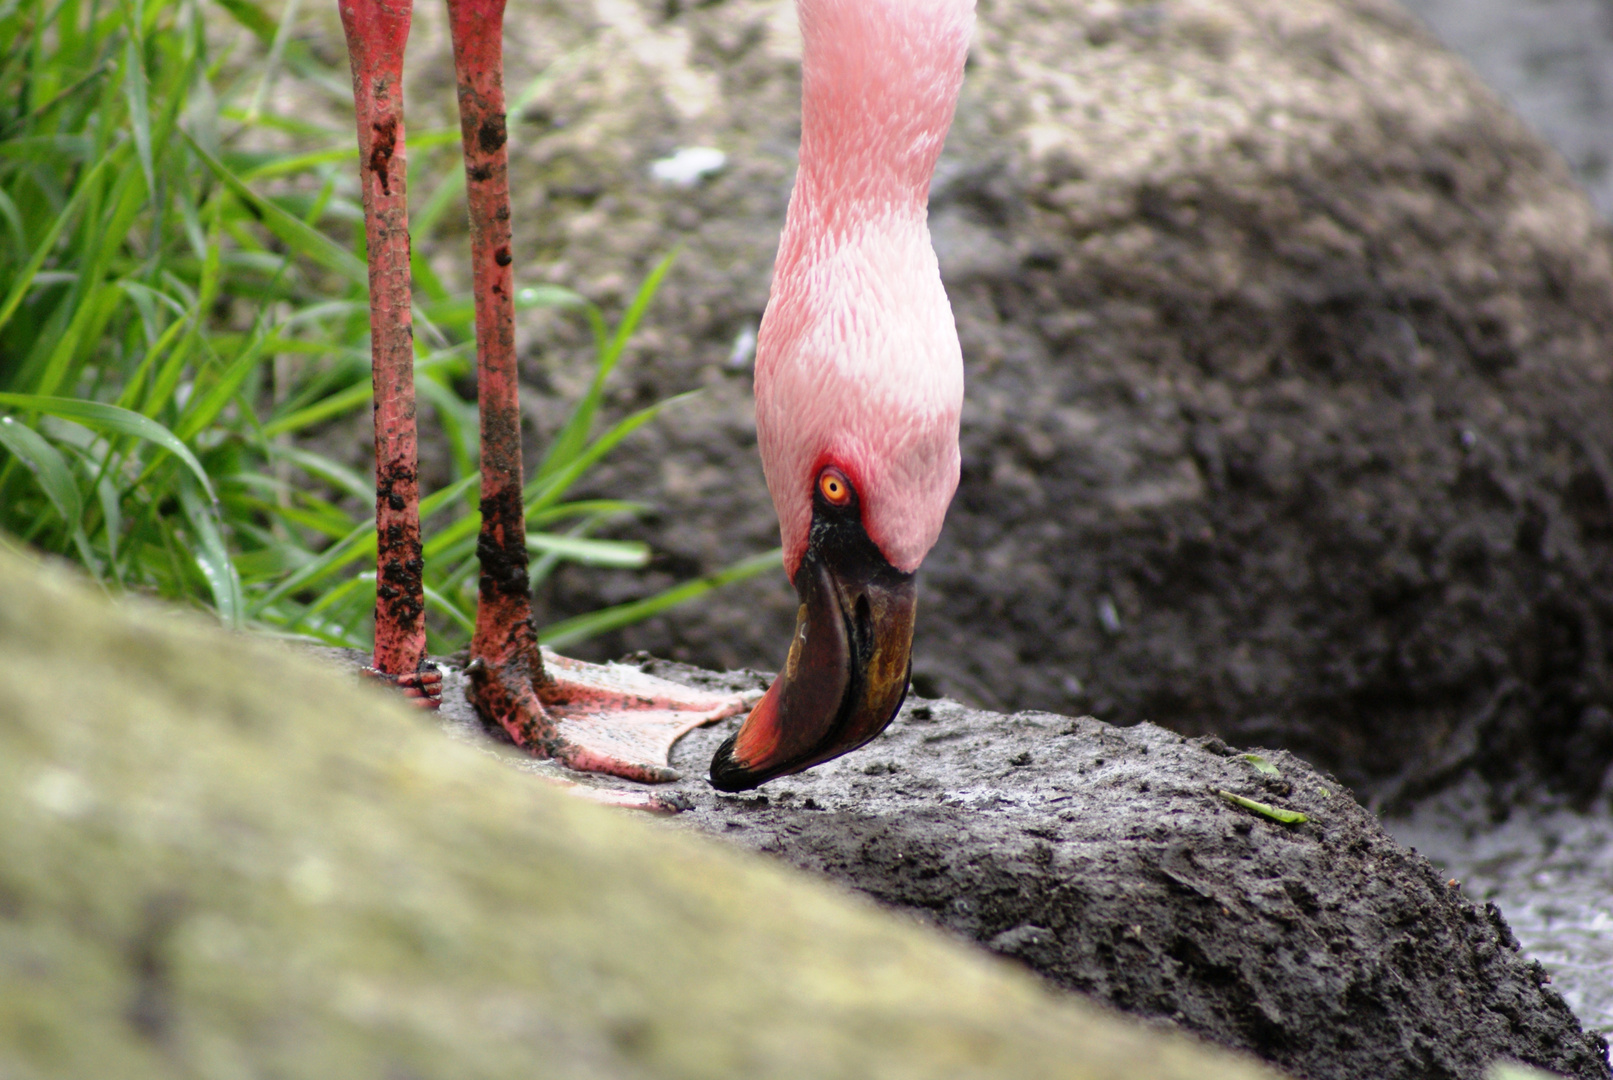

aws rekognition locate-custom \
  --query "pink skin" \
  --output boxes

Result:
[340,0,745,781]
[756,0,973,582]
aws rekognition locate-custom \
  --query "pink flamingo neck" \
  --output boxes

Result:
[756,0,973,580]
[786,0,969,244]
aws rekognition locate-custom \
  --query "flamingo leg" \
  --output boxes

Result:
[340,0,441,707]
[445,0,746,783]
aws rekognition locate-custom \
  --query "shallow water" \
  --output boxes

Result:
[1390,783,1613,1054]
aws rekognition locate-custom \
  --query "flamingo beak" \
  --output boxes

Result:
[710,524,917,792]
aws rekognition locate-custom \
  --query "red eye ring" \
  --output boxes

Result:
[817,466,853,506]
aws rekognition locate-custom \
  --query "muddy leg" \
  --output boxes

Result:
[340,0,437,708]
[445,0,746,781]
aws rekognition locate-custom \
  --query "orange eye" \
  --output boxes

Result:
[817,467,853,506]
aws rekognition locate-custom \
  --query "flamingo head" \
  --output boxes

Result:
[710,0,973,791]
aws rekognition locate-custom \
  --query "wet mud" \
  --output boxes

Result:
[367,647,1611,1080]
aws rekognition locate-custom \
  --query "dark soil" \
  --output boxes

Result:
[375,647,1611,1080]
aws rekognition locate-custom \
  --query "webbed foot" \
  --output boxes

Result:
[467,626,747,783]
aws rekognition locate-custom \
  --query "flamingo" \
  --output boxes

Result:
[337,0,971,793]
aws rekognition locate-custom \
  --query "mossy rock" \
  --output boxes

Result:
[0,545,1281,1079]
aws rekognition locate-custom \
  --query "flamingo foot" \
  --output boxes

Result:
[360,663,443,709]
[466,627,747,783]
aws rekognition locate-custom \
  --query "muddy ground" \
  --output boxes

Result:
[315,647,1612,1080]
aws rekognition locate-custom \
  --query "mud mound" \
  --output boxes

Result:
[420,655,1611,1080]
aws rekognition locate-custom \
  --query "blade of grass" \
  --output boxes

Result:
[515,283,589,311]
[260,377,369,436]
[526,391,694,514]
[247,517,374,615]
[540,548,780,649]
[284,570,369,633]
[0,412,82,525]
[174,317,273,439]
[535,254,677,482]
[529,498,647,527]
[423,580,473,634]
[0,154,114,337]
[183,130,367,287]
[0,188,26,254]
[0,393,214,499]
[0,62,110,141]
[95,472,123,580]
[120,0,154,196]
[212,0,275,42]
[419,472,479,519]
[1213,790,1308,825]
[243,496,357,542]
[243,0,301,122]
[408,161,465,248]
[525,532,649,568]
[265,443,370,501]
[115,297,196,411]
[0,411,97,570]
[178,474,242,626]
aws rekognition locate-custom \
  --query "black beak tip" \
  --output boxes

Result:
[709,733,764,793]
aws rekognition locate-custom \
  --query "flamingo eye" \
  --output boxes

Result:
[817,467,853,506]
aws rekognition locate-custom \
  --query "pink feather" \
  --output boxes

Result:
[756,0,974,578]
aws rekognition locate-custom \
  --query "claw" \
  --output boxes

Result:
[360,662,443,709]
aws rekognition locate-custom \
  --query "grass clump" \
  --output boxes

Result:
[0,0,774,653]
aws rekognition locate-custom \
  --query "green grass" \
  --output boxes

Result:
[0,0,776,655]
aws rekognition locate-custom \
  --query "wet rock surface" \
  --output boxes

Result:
[415,652,1611,1080]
